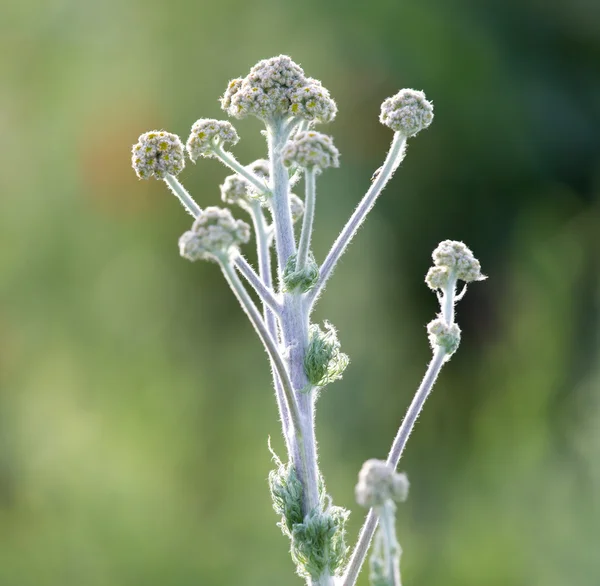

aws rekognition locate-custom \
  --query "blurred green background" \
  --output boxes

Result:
[1,0,599,584]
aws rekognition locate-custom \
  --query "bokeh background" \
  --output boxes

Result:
[1,0,600,584]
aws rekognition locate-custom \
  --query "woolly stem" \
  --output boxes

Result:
[212,146,270,195]
[342,347,447,586]
[268,120,331,586]
[249,200,292,447]
[296,167,317,273]
[307,132,407,309]
[164,174,202,217]
[235,255,282,315]
[220,260,302,436]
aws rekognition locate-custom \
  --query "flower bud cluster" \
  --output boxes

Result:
[380,89,434,137]
[427,317,461,355]
[304,321,349,388]
[269,456,349,579]
[426,240,485,290]
[131,131,185,179]
[179,206,250,262]
[282,252,319,293]
[221,55,336,124]
[282,131,340,171]
[355,459,409,508]
[186,119,239,162]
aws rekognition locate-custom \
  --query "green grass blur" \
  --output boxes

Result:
[1,0,599,584]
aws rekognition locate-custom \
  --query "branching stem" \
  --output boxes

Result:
[212,146,270,195]
[235,255,282,315]
[342,347,448,586]
[307,132,407,309]
[220,260,302,436]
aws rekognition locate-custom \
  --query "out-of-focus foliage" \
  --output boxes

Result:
[1,0,599,584]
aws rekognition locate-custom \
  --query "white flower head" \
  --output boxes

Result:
[131,130,185,180]
[380,89,434,137]
[432,240,485,283]
[186,119,239,162]
[221,56,336,125]
[282,131,340,171]
[179,206,250,263]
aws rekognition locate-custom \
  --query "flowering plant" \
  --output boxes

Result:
[131,55,484,586]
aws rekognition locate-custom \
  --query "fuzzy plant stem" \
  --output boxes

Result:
[249,200,292,446]
[163,175,280,314]
[376,500,401,586]
[296,167,317,273]
[342,345,449,586]
[267,120,331,586]
[219,259,302,436]
[307,132,407,309]
[164,174,202,217]
[235,255,282,315]
[212,145,270,194]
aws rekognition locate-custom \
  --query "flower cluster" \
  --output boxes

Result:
[131,131,185,179]
[355,459,409,508]
[282,131,340,171]
[186,119,239,162]
[427,318,461,355]
[179,207,250,262]
[426,240,485,290]
[380,89,434,137]
[220,55,337,124]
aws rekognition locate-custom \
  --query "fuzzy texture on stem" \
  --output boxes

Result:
[307,132,407,309]
[129,58,494,586]
[219,260,303,436]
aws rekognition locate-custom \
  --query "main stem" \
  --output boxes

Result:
[267,119,330,586]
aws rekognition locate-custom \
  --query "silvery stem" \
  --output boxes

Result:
[296,167,316,273]
[267,120,332,586]
[249,201,291,447]
[212,146,270,195]
[307,132,407,310]
[219,259,302,436]
[342,347,448,586]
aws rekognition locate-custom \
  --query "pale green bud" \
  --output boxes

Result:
[427,317,461,355]
[282,253,318,293]
[131,130,185,180]
[380,89,433,137]
[304,321,349,388]
[355,459,409,508]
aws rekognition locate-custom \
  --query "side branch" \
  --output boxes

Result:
[307,133,407,309]
[213,146,270,195]
[235,255,282,315]
[220,260,302,435]
[249,201,292,444]
[342,347,448,586]
[164,174,202,217]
